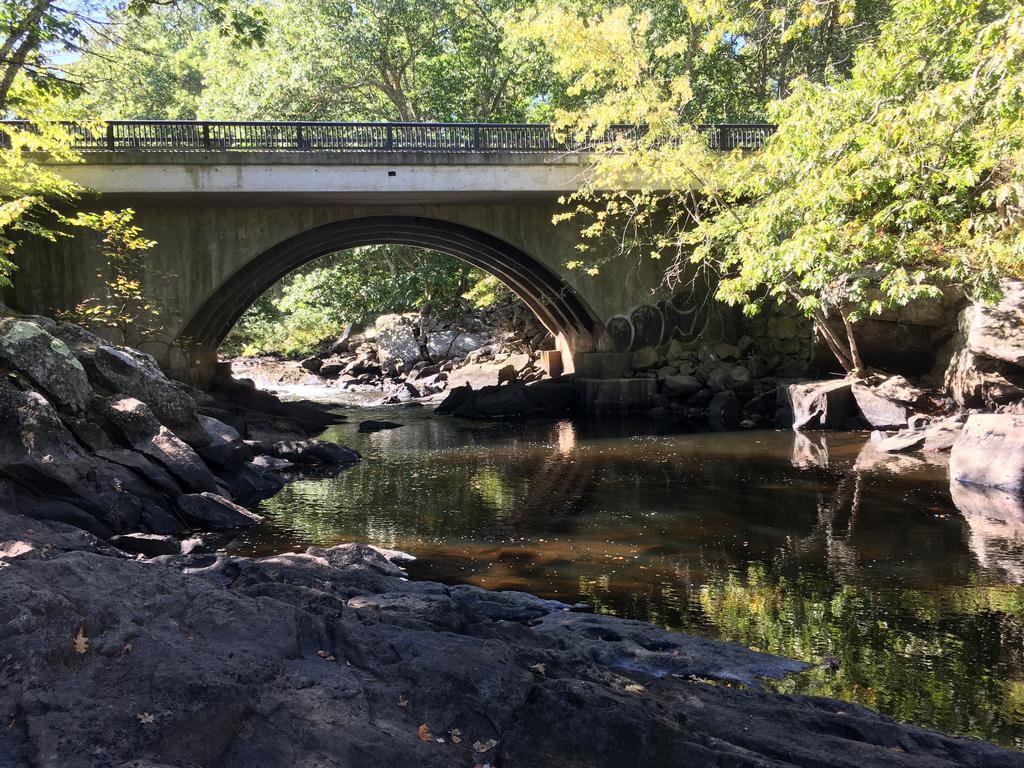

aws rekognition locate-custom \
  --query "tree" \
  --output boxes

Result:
[0,1,266,288]
[63,208,164,344]
[521,0,1024,374]
[194,0,549,122]
[67,6,209,120]
[692,0,1024,373]
[0,109,82,287]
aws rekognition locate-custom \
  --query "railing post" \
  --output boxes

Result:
[202,123,211,150]
[386,124,394,150]
[473,126,481,151]
[106,122,115,151]
[296,124,305,150]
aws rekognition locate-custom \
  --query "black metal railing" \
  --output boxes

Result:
[0,120,776,154]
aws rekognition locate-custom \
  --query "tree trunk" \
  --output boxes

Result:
[0,0,52,111]
[812,308,855,373]
[841,314,867,377]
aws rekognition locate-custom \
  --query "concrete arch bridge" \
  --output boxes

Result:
[3,120,775,383]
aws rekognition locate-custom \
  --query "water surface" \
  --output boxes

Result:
[240,407,1024,749]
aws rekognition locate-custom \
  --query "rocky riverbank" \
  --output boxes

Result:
[0,314,360,547]
[3,512,1023,768]
[238,308,555,406]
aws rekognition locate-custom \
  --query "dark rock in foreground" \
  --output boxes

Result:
[0,316,359,542]
[1,512,1020,768]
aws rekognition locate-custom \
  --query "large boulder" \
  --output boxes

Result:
[962,280,1024,365]
[374,314,422,366]
[453,383,531,419]
[630,346,659,371]
[874,415,965,454]
[102,397,220,494]
[434,383,474,414]
[175,492,263,528]
[426,331,489,360]
[0,319,93,412]
[662,374,701,399]
[300,356,323,374]
[950,414,1024,494]
[218,462,286,499]
[195,414,253,471]
[94,448,183,497]
[264,439,361,466]
[0,385,102,515]
[53,324,209,445]
[522,378,574,417]
[787,379,855,430]
[851,381,909,430]
[3,540,1019,768]
[942,280,1024,407]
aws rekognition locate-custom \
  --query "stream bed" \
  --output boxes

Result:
[238,405,1024,749]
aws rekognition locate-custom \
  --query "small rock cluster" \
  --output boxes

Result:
[256,311,551,404]
[782,372,1024,497]
[0,314,359,554]
[638,337,791,430]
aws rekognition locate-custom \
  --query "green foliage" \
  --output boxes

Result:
[63,208,165,343]
[462,274,513,309]
[693,0,1024,371]
[0,106,85,287]
[0,0,270,291]
[71,0,551,123]
[224,246,484,357]
[68,7,209,120]
[525,0,1024,373]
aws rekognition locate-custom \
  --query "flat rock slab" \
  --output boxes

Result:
[0,528,1020,768]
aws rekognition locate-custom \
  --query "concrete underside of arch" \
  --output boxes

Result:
[7,198,692,384]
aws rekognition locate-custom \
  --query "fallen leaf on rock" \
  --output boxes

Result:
[317,650,336,662]
[417,724,433,742]
[449,728,462,744]
[435,737,446,743]
[136,713,155,724]
[73,627,88,655]
[114,643,133,657]
[529,663,546,675]
[473,738,498,753]
[624,683,645,693]
[398,694,409,708]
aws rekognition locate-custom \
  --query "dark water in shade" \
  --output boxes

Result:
[239,407,1024,749]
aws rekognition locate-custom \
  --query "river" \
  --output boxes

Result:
[238,404,1024,748]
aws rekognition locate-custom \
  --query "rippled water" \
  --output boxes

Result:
[239,406,1024,749]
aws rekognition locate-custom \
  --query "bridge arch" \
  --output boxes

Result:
[175,215,600,378]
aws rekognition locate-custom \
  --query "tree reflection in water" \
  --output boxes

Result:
[243,411,1024,748]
